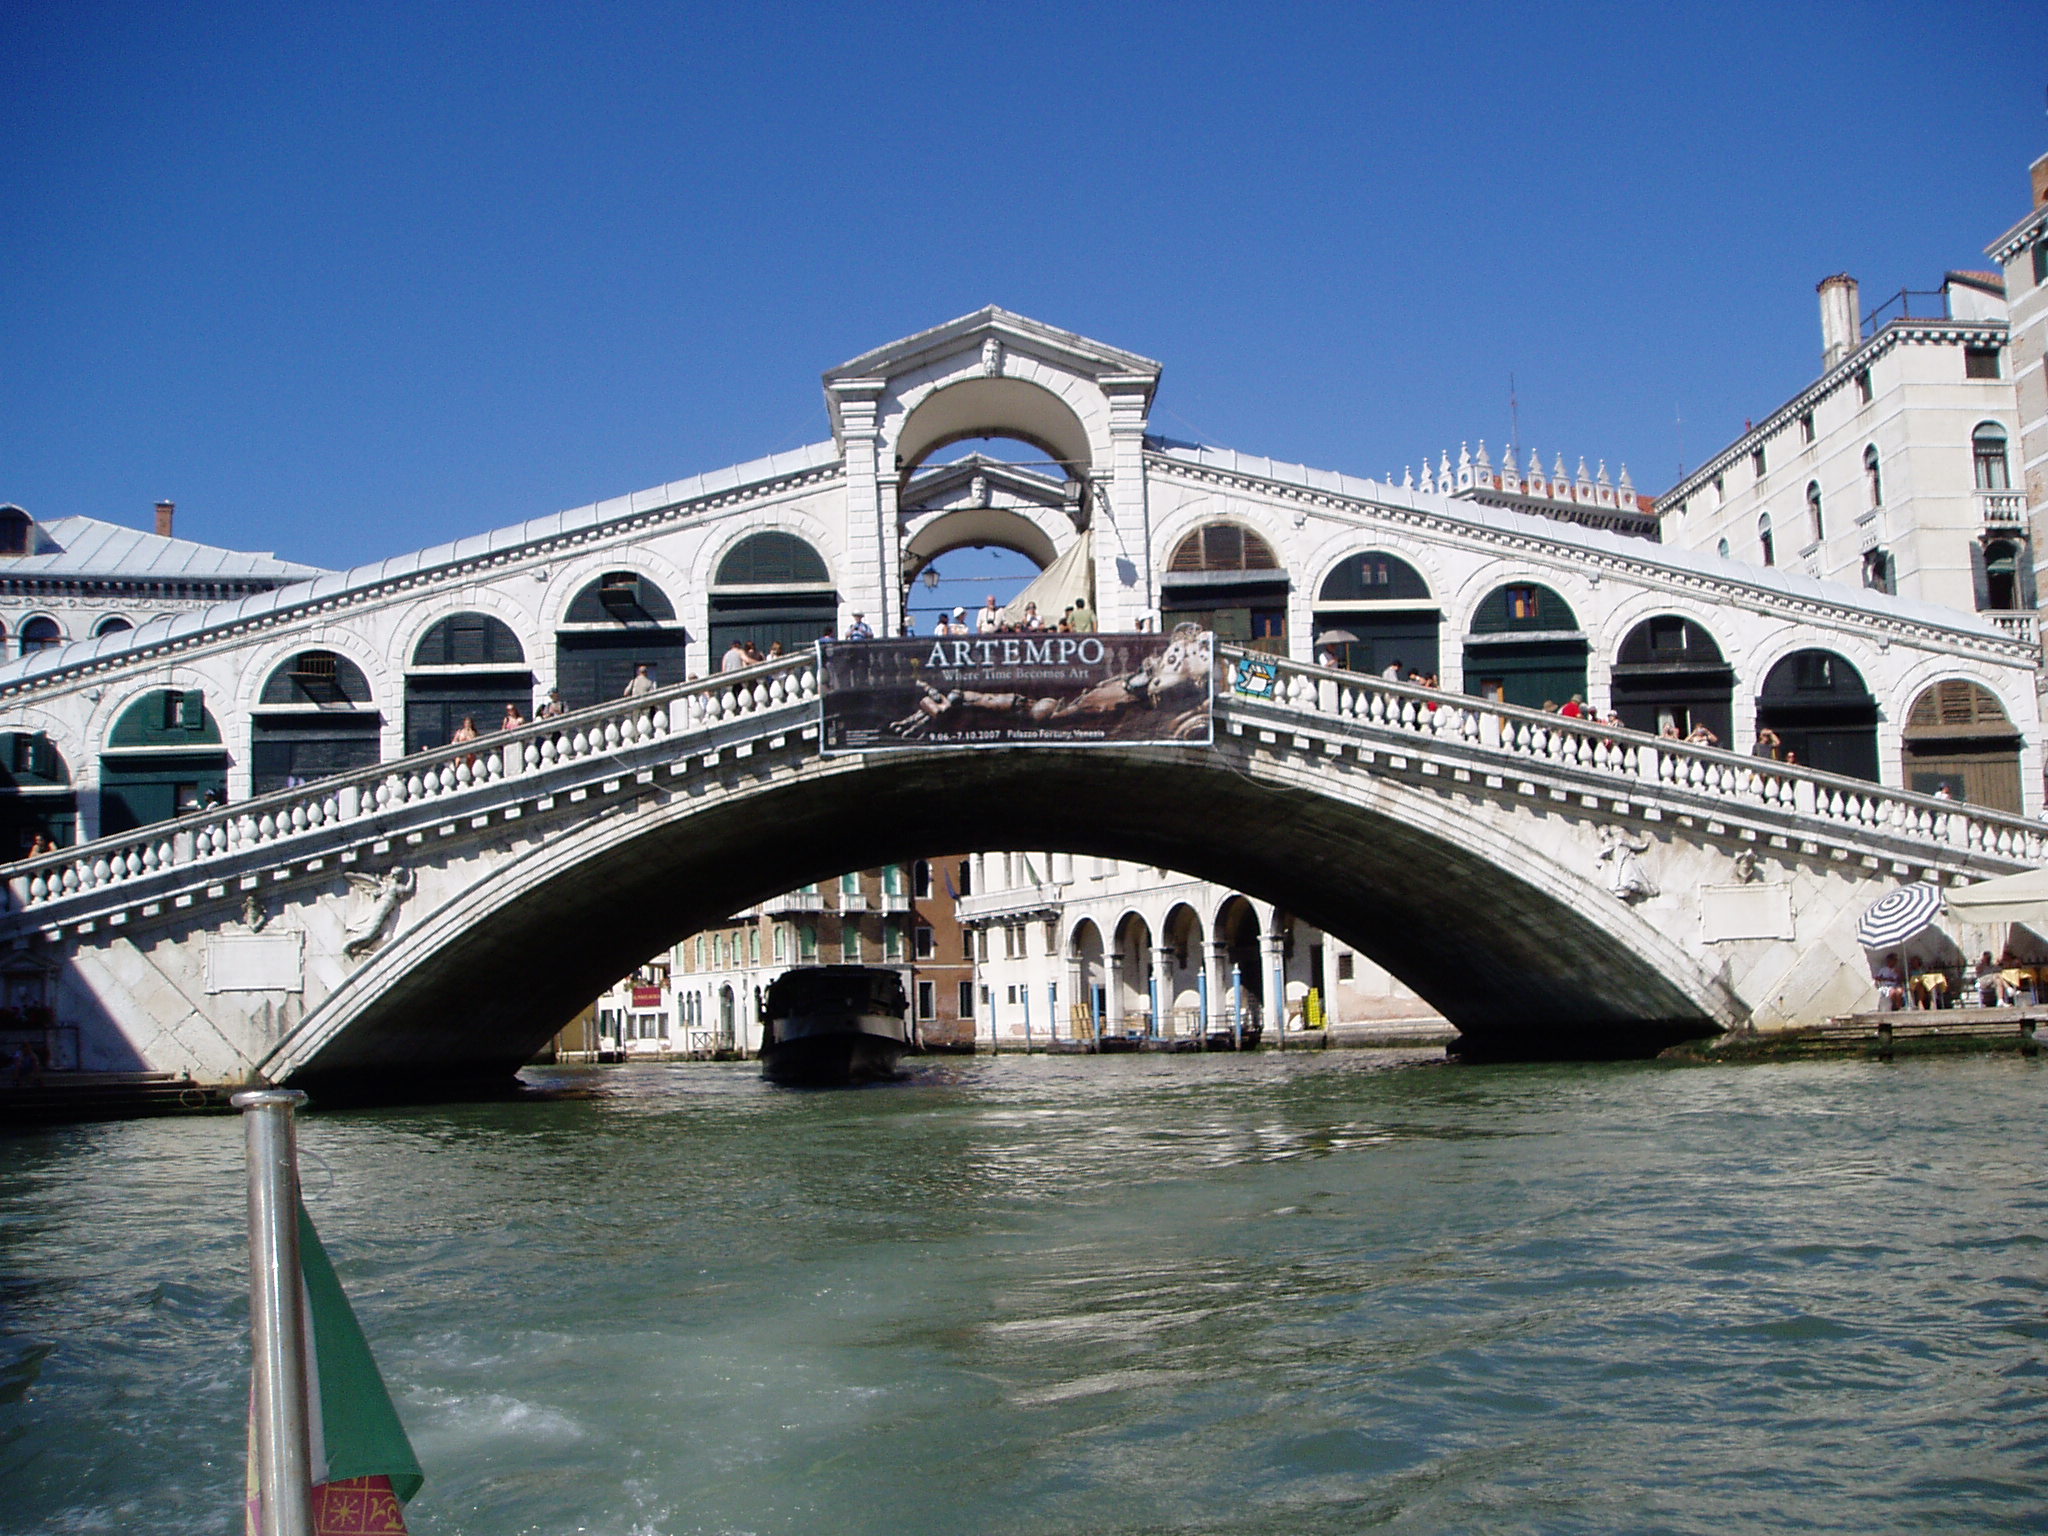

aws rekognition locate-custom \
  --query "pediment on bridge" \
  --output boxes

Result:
[823,308,1161,465]
[900,453,1079,514]
[825,307,1160,395]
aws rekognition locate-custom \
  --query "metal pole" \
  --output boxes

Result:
[234,1088,312,1536]
[1232,964,1243,1051]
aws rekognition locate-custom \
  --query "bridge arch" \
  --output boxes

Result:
[230,629,397,724]
[887,372,1103,482]
[1901,677,2024,810]
[258,734,1740,1094]
[1610,614,1734,744]
[1157,516,1291,652]
[1755,648,1879,781]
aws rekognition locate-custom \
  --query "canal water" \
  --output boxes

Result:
[3,1051,2046,1534]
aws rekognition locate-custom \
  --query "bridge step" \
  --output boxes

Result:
[0,1074,232,1125]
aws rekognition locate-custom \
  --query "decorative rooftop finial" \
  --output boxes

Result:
[1418,458,1435,494]
[1618,464,1635,500]
[1525,447,1545,495]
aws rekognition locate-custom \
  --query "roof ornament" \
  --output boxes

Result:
[1456,442,1474,491]
[1474,439,1493,489]
[1439,450,1454,492]
[1575,456,1594,501]
[1525,447,1545,496]
[1595,460,1615,508]
[1618,464,1635,500]
[1418,458,1435,494]
[1553,454,1569,498]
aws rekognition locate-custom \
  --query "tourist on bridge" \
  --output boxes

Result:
[845,613,872,641]
[720,639,750,673]
[1382,658,1403,681]
[624,664,658,697]
[1753,727,1783,760]
[978,596,1002,634]
[1069,596,1097,633]
[537,688,566,718]
[1560,695,1585,719]
[1686,721,1719,747]
[501,703,528,730]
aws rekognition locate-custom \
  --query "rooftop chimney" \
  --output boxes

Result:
[2032,151,2048,210]
[1817,274,1860,369]
[154,500,174,539]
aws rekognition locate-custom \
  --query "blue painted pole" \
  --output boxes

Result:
[1198,970,1209,1044]
[1232,963,1243,1050]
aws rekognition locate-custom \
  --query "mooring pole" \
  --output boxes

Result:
[234,1087,312,1536]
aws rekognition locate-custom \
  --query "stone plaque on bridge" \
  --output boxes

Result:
[205,932,305,993]
[819,631,1213,753]
[1699,883,1795,943]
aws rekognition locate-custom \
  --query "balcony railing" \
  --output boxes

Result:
[762,890,827,916]
[1979,490,2027,527]
[1989,611,2039,647]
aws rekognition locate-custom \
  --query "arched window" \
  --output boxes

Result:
[1862,548,1893,594]
[1716,537,1730,559]
[19,617,62,655]
[412,614,524,667]
[1162,522,1288,653]
[260,650,374,706]
[705,534,834,670]
[1902,680,2021,810]
[1974,424,2011,490]
[1314,552,1436,674]
[254,652,380,794]
[1756,649,1878,782]
[1463,584,1587,710]
[1612,617,1732,742]
[94,615,132,638]
[1757,512,1775,567]
[99,690,228,832]
[715,533,830,587]
[564,571,679,625]
[1864,445,1883,508]
[407,615,533,754]
[1806,481,1824,543]
[1168,522,1279,573]
[1317,552,1429,602]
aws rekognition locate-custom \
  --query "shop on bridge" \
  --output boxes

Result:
[555,571,691,709]
[0,732,74,853]
[1311,552,1440,678]
[404,614,534,753]
[98,690,228,833]
[250,650,381,796]
[1755,649,1879,782]
[1461,583,1589,711]
[1901,679,2023,811]
[705,534,837,664]
[1160,522,1288,654]
[1609,617,1734,742]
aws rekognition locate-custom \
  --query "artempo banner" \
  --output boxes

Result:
[819,628,1214,754]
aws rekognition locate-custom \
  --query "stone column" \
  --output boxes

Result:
[1206,939,1230,1035]
[1153,943,1176,1037]
[1262,927,1287,1037]
[1067,952,1088,1040]
[1106,947,1127,1035]
[827,379,889,637]
[1098,378,1155,631]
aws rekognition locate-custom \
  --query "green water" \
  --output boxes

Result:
[2,1052,2045,1534]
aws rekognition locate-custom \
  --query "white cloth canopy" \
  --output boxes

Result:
[1941,867,2048,928]
[1002,530,1092,628]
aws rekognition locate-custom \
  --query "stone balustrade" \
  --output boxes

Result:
[1223,648,2048,868]
[5,654,820,914]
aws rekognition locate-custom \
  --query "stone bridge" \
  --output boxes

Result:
[5,647,2040,1095]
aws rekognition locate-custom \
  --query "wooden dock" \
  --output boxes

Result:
[1686,1009,2045,1062]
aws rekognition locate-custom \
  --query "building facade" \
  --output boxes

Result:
[1987,152,2048,625]
[958,854,1441,1046]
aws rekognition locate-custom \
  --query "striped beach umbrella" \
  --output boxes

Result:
[1856,882,1943,949]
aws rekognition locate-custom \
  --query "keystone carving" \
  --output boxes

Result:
[981,336,1003,377]
[241,894,269,932]
[1731,848,1761,884]
[1596,827,1658,904]
[340,867,415,958]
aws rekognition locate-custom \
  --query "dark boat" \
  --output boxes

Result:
[759,966,914,1085]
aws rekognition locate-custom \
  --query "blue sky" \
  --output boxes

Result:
[5,2,2045,573]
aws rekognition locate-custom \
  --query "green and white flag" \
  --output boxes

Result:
[247,1204,423,1535]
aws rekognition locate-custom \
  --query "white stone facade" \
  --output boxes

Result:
[1656,273,2025,637]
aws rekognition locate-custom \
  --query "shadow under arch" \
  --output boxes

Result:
[267,743,1734,1099]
